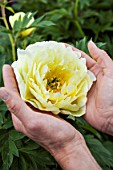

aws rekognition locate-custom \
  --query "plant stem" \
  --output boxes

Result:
[74,0,79,18]
[74,20,85,37]
[1,1,16,61]
[74,0,85,37]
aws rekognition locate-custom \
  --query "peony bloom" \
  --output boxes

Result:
[9,12,35,37]
[12,41,96,117]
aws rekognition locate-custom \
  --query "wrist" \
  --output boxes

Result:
[52,134,101,170]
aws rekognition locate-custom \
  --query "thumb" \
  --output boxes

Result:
[0,87,31,123]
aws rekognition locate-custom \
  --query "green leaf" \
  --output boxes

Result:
[8,154,13,168]
[9,130,25,141]
[2,119,13,129]
[22,13,33,28]
[30,15,45,27]
[2,163,9,170]
[103,141,113,155]
[86,135,113,168]
[0,100,7,112]
[0,26,12,34]
[0,100,7,124]
[75,117,102,139]
[0,114,3,124]
[75,37,89,54]
[79,0,90,10]
[20,141,40,153]
[46,8,69,21]
[9,140,19,157]
[13,17,23,34]
[5,7,15,13]
[96,42,106,49]
[38,21,55,27]
[1,140,13,168]
[26,154,38,170]
[19,155,28,170]
[0,131,8,152]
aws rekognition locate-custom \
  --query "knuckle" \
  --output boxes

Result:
[25,120,39,132]
[7,100,18,114]
[25,118,43,133]
[90,63,102,76]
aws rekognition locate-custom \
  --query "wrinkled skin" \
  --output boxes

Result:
[0,64,83,157]
[0,41,113,169]
[68,41,113,135]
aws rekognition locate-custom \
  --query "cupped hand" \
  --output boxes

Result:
[0,64,83,159]
[68,41,113,135]
[0,64,101,170]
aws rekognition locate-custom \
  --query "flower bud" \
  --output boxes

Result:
[9,12,35,37]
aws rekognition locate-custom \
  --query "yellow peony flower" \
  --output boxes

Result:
[12,41,96,117]
[9,12,35,37]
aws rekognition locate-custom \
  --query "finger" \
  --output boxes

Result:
[0,87,34,124]
[65,43,97,69]
[3,64,19,93]
[11,113,26,134]
[88,40,113,69]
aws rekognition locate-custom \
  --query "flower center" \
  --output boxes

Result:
[44,65,72,92]
[46,77,62,92]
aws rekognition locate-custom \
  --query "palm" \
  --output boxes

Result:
[86,70,113,132]
[1,64,81,155]
[68,41,113,134]
[12,107,77,154]
[83,41,113,134]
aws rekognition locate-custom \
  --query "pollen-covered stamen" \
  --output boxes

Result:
[44,66,72,92]
[46,77,62,92]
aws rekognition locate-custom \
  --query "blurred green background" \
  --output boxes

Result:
[0,0,113,169]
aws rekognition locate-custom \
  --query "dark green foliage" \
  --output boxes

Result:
[0,0,113,169]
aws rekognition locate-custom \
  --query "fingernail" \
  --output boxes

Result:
[0,88,9,101]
